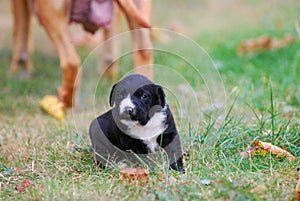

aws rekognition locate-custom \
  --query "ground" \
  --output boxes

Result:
[0,0,299,200]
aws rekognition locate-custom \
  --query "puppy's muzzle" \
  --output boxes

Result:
[124,106,137,116]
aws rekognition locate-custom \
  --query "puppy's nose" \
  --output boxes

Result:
[125,106,136,115]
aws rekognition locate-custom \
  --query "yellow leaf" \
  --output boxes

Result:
[40,95,66,121]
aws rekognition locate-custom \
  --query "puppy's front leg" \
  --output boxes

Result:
[160,132,185,173]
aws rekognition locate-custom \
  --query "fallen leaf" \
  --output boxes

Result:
[269,34,295,50]
[240,140,296,161]
[119,168,149,181]
[237,34,296,55]
[15,180,35,192]
[39,95,65,121]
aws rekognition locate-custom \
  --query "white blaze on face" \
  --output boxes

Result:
[119,94,135,115]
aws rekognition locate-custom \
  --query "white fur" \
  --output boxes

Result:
[119,94,135,115]
[121,111,167,153]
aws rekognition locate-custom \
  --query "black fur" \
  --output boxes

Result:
[89,74,184,172]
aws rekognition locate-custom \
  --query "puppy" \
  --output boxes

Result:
[89,74,184,172]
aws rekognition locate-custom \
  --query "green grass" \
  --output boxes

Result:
[1,1,300,200]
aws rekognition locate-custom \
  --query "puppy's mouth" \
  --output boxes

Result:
[131,115,149,126]
[116,106,148,127]
[118,95,150,126]
[124,106,149,126]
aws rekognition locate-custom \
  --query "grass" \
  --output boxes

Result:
[1,0,300,200]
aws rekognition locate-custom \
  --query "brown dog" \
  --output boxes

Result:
[10,0,153,109]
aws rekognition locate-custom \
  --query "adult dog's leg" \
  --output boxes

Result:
[125,0,153,80]
[10,0,33,75]
[36,0,81,107]
[100,2,122,79]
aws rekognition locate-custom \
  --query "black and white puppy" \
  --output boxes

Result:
[89,74,184,172]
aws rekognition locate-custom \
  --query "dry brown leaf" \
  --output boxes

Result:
[39,95,65,121]
[270,34,296,50]
[119,168,149,181]
[240,140,296,161]
[237,34,296,55]
[236,35,271,55]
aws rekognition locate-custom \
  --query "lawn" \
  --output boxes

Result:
[1,0,300,200]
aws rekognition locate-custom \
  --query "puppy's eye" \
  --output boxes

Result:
[141,94,148,100]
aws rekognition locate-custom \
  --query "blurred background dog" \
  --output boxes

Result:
[10,0,153,110]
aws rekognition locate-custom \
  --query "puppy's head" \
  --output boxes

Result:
[109,74,166,126]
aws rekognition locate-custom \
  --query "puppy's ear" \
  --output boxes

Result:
[109,84,117,107]
[155,85,166,107]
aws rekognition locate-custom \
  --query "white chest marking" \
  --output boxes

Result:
[143,138,159,153]
[121,111,167,153]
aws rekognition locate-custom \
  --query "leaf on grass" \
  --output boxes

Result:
[240,141,296,161]
[119,168,149,181]
[39,95,65,121]
[15,180,35,192]
[236,34,296,55]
